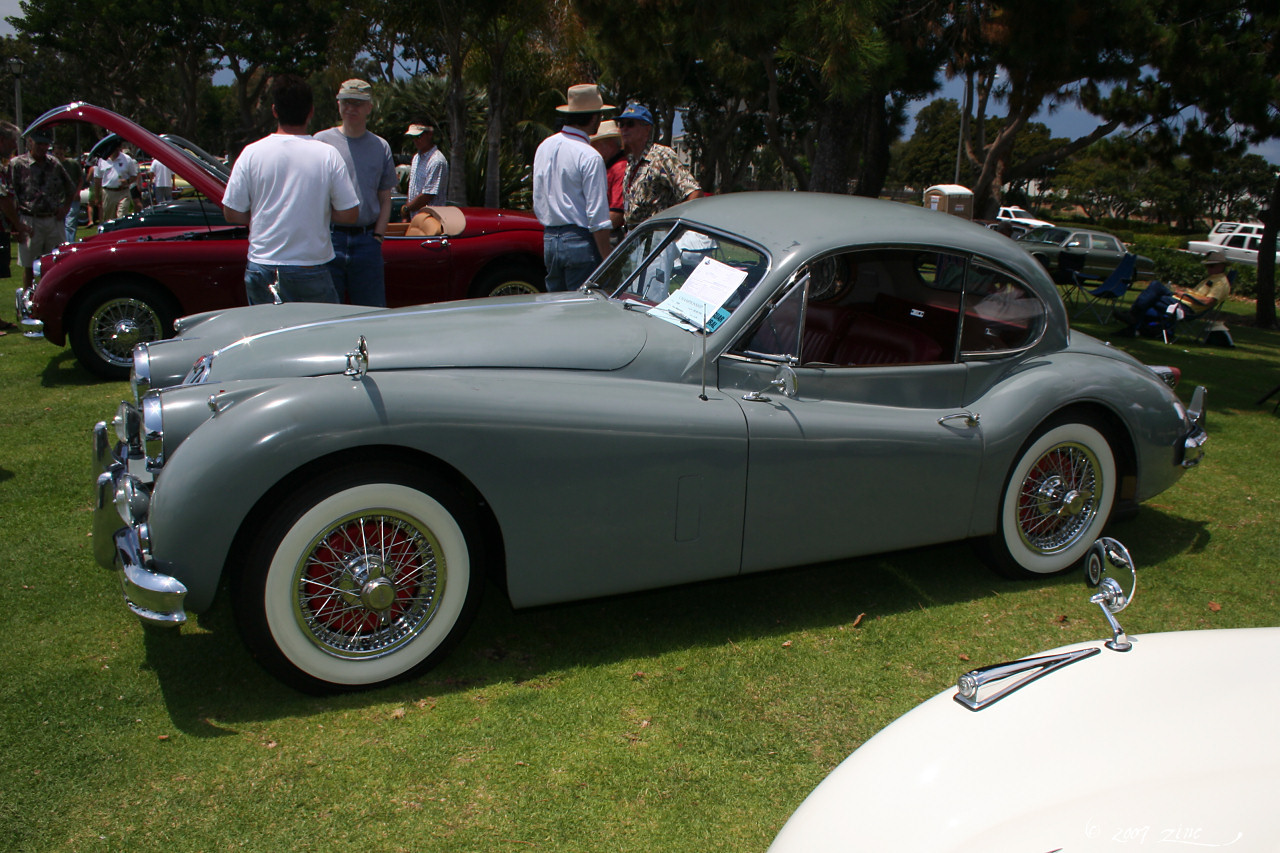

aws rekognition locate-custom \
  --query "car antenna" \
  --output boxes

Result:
[699,305,709,401]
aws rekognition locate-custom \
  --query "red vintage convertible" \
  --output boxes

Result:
[15,103,546,378]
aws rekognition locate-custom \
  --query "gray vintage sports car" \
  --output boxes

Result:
[93,192,1207,693]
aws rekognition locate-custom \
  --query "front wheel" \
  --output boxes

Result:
[235,465,483,693]
[976,418,1117,579]
[68,281,176,380]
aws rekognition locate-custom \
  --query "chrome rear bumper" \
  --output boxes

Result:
[92,420,187,626]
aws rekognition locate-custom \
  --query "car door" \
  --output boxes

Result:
[719,248,987,574]
[1085,233,1126,275]
[383,234,456,307]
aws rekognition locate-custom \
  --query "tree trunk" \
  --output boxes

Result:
[445,58,468,205]
[1257,173,1279,330]
[484,68,503,208]
[853,91,890,199]
[809,97,859,194]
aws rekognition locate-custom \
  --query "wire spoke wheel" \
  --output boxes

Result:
[237,466,483,693]
[89,296,162,368]
[295,511,445,660]
[1016,441,1100,554]
[977,418,1116,579]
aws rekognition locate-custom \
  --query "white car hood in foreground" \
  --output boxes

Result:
[770,627,1280,852]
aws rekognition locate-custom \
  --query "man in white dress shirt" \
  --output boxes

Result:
[531,84,614,291]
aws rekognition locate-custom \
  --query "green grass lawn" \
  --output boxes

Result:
[2,298,1277,852]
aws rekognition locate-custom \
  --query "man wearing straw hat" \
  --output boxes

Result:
[533,84,614,291]
[590,119,626,239]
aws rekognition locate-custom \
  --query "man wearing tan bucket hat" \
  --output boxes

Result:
[1117,249,1232,335]
[532,84,614,291]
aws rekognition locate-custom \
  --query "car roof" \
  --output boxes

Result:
[652,191,1051,286]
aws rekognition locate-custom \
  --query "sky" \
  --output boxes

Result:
[909,73,1280,166]
[4,2,1275,165]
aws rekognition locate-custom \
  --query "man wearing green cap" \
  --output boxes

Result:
[316,78,398,307]
[9,129,74,290]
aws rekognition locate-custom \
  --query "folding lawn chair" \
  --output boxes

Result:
[1070,253,1137,324]
[1158,269,1236,345]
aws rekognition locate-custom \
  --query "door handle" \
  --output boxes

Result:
[938,411,980,428]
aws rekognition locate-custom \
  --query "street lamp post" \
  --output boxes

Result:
[8,57,24,129]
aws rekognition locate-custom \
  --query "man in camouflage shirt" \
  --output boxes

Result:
[617,103,702,231]
[0,121,29,295]
[9,129,73,290]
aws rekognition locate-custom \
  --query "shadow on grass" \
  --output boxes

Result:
[140,504,1207,735]
[40,346,110,388]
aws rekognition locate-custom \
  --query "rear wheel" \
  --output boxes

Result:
[468,263,544,298]
[234,464,484,694]
[975,417,1117,579]
[69,280,176,380]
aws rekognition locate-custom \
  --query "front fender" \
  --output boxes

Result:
[146,368,749,612]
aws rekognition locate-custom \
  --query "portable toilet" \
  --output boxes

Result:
[923,185,974,220]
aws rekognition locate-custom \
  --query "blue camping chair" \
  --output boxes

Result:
[1070,253,1137,323]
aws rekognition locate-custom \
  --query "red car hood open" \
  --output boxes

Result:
[26,102,226,204]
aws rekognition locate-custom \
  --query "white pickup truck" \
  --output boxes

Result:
[996,205,1053,229]
[1187,221,1277,266]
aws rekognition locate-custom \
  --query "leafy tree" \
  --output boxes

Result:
[937,1,1164,217]
[1146,0,1280,328]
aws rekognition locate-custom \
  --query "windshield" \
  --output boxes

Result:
[159,134,231,183]
[1018,226,1069,245]
[592,221,769,333]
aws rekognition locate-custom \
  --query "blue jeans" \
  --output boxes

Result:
[327,229,386,307]
[543,225,601,292]
[244,261,339,305]
[64,201,81,243]
[1130,281,1176,321]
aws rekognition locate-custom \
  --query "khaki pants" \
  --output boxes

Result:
[101,186,132,220]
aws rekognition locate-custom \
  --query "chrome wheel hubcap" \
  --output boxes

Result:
[1017,442,1100,555]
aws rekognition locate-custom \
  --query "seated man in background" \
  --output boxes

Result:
[1117,251,1230,335]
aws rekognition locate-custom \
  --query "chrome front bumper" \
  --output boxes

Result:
[13,286,45,337]
[92,420,187,626]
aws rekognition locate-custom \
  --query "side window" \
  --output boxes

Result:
[1227,235,1247,249]
[960,263,1045,354]
[1094,236,1122,252]
[736,249,960,367]
[733,273,805,360]
[1065,234,1086,248]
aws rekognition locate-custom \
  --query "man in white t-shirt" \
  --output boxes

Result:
[95,139,139,221]
[150,158,174,203]
[222,74,360,305]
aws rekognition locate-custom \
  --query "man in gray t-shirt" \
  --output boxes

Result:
[315,78,398,307]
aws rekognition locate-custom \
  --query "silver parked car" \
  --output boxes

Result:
[93,192,1207,693]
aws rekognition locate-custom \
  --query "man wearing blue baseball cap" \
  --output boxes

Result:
[617,103,702,231]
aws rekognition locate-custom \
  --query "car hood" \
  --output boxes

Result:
[26,102,226,203]
[769,627,1280,852]
[161,293,648,385]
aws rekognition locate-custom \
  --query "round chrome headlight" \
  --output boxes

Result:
[113,401,142,455]
[142,393,164,470]
[131,343,152,401]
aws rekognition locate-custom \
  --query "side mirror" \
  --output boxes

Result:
[743,364,798,403]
